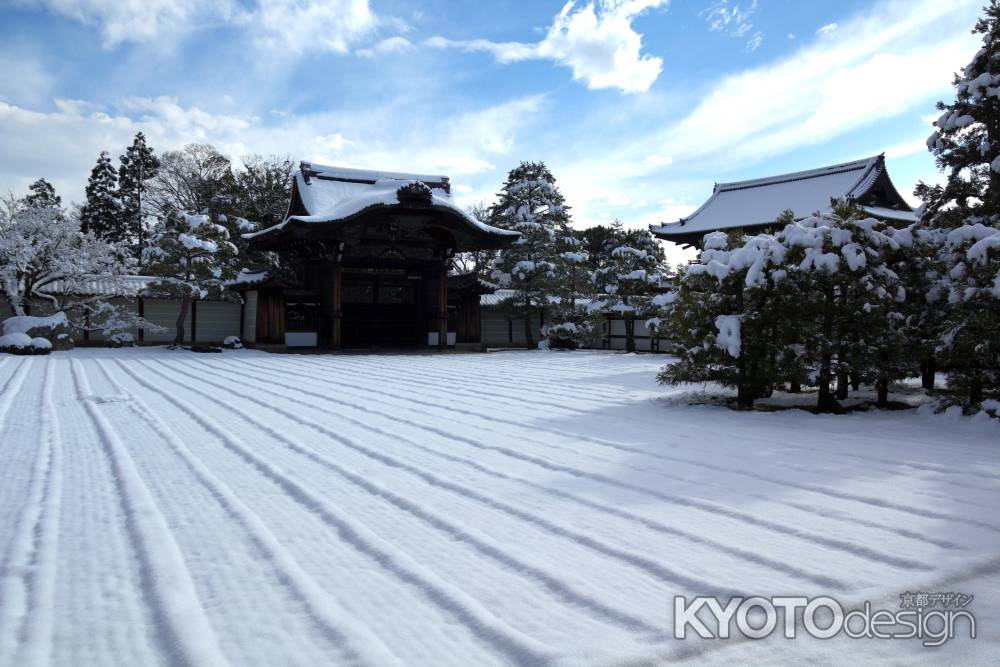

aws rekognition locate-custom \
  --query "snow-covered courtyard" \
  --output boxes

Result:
[1,349,998,665]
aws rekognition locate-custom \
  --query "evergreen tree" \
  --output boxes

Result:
[542,228,591,349]
[118,132,160,259]
[658,205,906,411]
[143,212,239,347]
[938,222,1000,403]
[916,1,1000,406]
[657,231,784,409]
[24,178,60,208]
[592,220,665,353]
[489,161,570,347]
[80,151,123,240]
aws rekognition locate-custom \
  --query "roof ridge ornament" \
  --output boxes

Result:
[396,181,433,206]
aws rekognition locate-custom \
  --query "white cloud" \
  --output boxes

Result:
[248,0,379,55]
[642,153,672,166]
[883,137,929,159]
[18,0,238,47]
[19,0,383,55]
[357,36,414,58]
[427,0,667,93]
[703,0,757,35]
[0,52,53,107]
[0,93,544,206]
[816,23,838,35]
[658,0,981,167]
[746,31,763,52]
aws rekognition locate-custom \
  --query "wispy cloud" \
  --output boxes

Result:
[816,23,838,36]
[427,0,668,93]
[0,92,545,206]
[703,0,762,51]
[18,0,386,55]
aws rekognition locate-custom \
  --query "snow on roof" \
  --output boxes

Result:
[651,155,914,239]
[40,275,158,297]
[244,162,518,242]
[39,273,260,297]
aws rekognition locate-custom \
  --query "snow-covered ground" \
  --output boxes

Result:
[0,349,997,666]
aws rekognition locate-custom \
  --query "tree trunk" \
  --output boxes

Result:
[736,383,755,410]
[835,366,849,400]
[523,298,534,349]
[817,287,838,412]
[173,294,190,347]
[624,313,635,353]
[876,377,889,407]
[921,356,936,390]
[789,380,801,394]
[850,374,860,391]
[970,375,984,405]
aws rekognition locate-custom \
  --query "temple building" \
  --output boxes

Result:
[650,154,917,248]
[243,163,519,350]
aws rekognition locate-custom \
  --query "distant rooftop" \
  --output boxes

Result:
[651,154,916,246]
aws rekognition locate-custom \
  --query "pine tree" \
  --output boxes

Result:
[489,161,570,347]
[542,227,591,349]
[657,230,784,409]
[119,132,160,260]
[143,212,239,347]
[592,220,665,353]
[916,1,1000,406]
[938,222,1000,403]
[80,151,123,240]
[24,178,60,208]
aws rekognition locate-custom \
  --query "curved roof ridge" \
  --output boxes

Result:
[715,155,879,192]
[302,162,447,185]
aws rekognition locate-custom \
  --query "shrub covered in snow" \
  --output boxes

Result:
[2,311,73,351]
[223,335,243,349]
[541,320,590,350]
[0,332,52,355]
[109,332,135,348]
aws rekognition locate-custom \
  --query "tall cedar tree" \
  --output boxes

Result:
[142,212,239,347]
[917,1,1000,405]
[489,162,570,347]
[118,132,160,260]
[80,151,123,240]
[24,178,60,208]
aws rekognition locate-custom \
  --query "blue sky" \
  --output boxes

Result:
[0,0,986,260]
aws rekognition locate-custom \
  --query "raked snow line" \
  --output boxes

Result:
[197,359,940,570]
[0,358,62,665]
[15,358,64,666]
[117,360,556,666]
[269,356,1000,518]
[160,357,851,592]
[252,358,983,540]
[70,359,231,667]
[100,360,407,667]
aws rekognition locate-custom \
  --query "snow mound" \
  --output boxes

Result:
[2,311,67,335]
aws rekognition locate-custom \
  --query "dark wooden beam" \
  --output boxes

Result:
[438,263,448,350]
[331,263,343,349]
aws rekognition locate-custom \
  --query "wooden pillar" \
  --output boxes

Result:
[191,300,197,343]
[438,264,448,350]
[331,263,343,348]
[138,297,145,343]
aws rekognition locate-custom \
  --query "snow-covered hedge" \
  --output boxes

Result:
[0,332,52,355]
[1,312,72,351]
